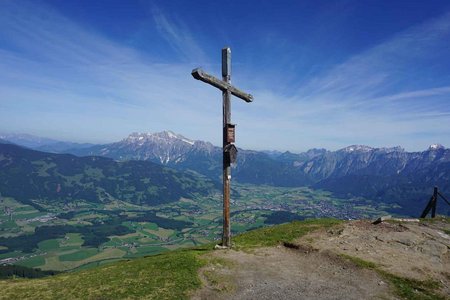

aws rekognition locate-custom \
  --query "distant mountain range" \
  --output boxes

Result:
[2,132,449,215]
[0,133,94,153]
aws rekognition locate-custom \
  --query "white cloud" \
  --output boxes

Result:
[151,5,208,64]
[232,12,450,151]
[0,1,449,151]
[0,1,222,143]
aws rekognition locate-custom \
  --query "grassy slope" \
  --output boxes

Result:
[0,219,340,299]
[233,218,341,249]
[0,218,443,300]
[0,250,206,299]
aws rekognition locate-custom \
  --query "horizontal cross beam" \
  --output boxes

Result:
[191,68,253,103]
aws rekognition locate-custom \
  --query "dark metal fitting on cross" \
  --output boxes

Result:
[224,144,238,164]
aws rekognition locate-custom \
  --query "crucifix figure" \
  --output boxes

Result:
[192,47,253,248]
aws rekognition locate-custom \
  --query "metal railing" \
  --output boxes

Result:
[420,186,450,218]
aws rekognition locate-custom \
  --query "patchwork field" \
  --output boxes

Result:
[0,184,398,271]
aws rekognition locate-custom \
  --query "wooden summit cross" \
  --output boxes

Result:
[192,47,253,248]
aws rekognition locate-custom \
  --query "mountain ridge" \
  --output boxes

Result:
[2,131,449,216]
[3,131,446,156]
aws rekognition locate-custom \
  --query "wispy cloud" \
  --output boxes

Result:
[231,12,450,151]
[151,5,207,64]
[0,1,221,143]
[0,1,449,151]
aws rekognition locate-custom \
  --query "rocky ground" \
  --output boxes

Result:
[192,218,450,300]
[310,219,450,291]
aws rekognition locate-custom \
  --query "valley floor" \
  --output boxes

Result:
[1,184,397,272]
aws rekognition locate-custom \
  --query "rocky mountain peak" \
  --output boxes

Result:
[107,131,218,165]
[124,131,195,146]
[305,148,327,157]
[428,143,445,151]
[377,146,405,153]
[338,145,374,153]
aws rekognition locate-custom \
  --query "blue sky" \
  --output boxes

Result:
[1,0,450,151]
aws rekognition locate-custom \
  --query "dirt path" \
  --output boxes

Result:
[306,219,450,296]
[192,218,449,300]
[192,246,395,300]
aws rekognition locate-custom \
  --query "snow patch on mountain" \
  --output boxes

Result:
[428,144,445,151]
[125,131,195,146]
[339,145,374,153]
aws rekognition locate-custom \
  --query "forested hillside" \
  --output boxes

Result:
[0,143,219,208]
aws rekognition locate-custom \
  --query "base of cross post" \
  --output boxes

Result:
[214,244,231,250]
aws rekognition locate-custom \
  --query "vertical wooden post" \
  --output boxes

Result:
[222,47,231,247]
[191,47,253,248]
[431,186,438,218]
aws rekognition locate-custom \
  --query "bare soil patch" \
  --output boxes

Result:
[304,219,450,297]
[192,246,394,300]
[192,218,450,299]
